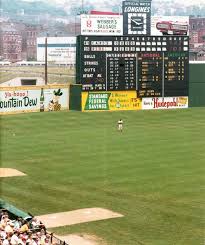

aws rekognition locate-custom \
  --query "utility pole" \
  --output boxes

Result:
[82,0,84,13]
[45,36,48,85]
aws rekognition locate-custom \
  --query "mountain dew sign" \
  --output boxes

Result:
[0,85,69,115]
[82,91,141,111]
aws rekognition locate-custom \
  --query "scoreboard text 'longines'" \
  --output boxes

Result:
[76,35,189,98]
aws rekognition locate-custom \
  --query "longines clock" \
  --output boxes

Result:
[123,0,152,36]
[128,13,146,34]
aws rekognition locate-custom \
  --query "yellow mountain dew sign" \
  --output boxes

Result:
[82,91,141,111]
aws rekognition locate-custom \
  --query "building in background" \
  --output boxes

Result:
[0,24,22,62]
[0,21,43,62]
[65,22,81,36]
[37,37,76,65]
[12,23,43,61]
[24,25,41,60]
[1,14,205,62]
[189,17,205,61]
[189,17,205,46]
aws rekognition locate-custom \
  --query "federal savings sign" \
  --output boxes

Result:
[81,15,123,35]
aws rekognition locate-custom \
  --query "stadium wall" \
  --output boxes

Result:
[189,62,205,107]
[69,84,82,111]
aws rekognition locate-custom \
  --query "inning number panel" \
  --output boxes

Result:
[77,35,189,97]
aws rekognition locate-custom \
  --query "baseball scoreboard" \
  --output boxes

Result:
[76,35,189,98]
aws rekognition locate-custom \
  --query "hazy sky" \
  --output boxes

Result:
[23,0,205,5]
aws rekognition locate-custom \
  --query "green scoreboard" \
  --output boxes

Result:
[76,35,189,98]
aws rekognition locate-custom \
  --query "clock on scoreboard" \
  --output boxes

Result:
[122,0,152,36]
[76,35,189,98]
[128,14,144,34]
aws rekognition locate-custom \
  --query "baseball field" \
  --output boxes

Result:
[0,108,205,245]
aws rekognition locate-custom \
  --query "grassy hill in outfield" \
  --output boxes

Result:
[1,108,205,245]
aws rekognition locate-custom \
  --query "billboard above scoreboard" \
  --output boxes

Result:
[76,35,189,98]
[122,0,152,35]
[151,16,189,36]
[81,14,123,36]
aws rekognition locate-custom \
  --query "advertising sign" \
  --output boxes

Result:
[122,0,152,35]
[43,87,69,112]
[37,37,76,63]
[82,91,141,111]
[0,89,40,113]
[151,16,189,36]
[81,15,123,35]
[0,86,69,115]
[142,97,188,110]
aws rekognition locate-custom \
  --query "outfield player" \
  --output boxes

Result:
[118,119,123,132]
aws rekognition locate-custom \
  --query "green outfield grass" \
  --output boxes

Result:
[0,108,205,245]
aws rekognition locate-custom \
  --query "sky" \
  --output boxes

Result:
[23,0,205,12]
[23,0,205,5]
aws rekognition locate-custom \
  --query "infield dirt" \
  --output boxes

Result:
[0,168,26,177]
[36,208,124,228]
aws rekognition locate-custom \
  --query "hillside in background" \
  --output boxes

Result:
[1,0,68,16]
[1,0,205,17]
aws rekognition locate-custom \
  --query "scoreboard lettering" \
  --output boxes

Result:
[76,35,189,98]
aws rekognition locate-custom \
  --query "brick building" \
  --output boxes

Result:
[13,23,42,60]
[0,22,43,61]
[189,17,205,61]
[198,29,205,43]
[0,25,22,62]
[189,17,205,45]
[24,25,41,60]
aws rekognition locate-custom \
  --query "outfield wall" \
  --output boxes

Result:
[78,63,204,111]
[0,85,69,115]
[189,62,205,107]
[69,84,81,111]
[0,63,204,115]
